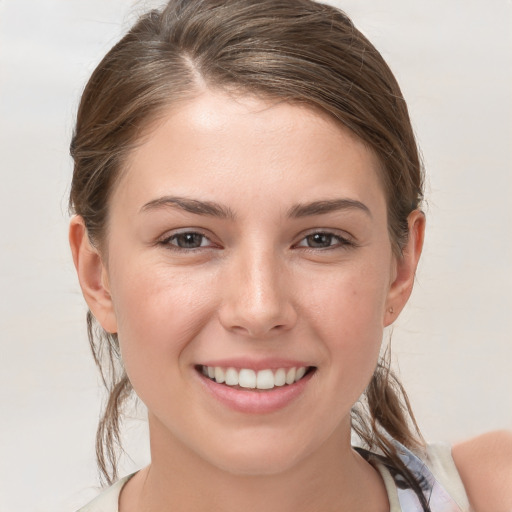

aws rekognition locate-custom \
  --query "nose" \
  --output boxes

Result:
[218,247,298,338]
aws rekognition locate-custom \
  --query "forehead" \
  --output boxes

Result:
[112,90,386,216]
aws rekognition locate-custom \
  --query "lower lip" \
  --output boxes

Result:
[197,369,315,414]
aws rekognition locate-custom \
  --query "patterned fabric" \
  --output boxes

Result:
[357,440,463,512]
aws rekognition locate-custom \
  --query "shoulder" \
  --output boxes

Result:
[452,430,512,512]
[77,474,133,512]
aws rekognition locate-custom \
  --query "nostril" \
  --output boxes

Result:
[229,323,285,337]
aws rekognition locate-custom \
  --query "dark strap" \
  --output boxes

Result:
[355,440,463,512]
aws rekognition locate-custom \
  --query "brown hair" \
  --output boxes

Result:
[70,0,425,491]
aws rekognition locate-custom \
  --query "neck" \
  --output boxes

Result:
[120,415,389,512]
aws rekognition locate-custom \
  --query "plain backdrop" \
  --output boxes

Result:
[0,1,511,511]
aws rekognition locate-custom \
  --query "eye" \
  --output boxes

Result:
[296,232,351,249]
[162,231,212,249]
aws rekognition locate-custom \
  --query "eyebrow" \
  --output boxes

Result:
[140,196,371,220]
[141,196,235,219]
[287,198,371,218]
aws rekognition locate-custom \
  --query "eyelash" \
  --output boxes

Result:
[294,231,355,250]
[159,231,215,251]
[158,230,355,252]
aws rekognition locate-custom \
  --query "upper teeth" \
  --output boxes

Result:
[201,366,308,390]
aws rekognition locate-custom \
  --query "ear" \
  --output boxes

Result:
[384,210,425,326]
[69,215,118,333]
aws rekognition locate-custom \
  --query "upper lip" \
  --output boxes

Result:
[197,358,313,371]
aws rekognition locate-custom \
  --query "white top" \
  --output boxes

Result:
[370,443,470,512]
[77,443,470,512]
[77,476,131,512]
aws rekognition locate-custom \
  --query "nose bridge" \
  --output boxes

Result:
[219,240,296,337]
[245,246,279,313]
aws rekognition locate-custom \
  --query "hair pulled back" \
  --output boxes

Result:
[70,0,425,490]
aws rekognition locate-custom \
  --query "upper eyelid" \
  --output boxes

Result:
[155,227,356,247]
[295,234,351,248]
[294,228,354,242]
[158,231,219,253]
[158,227,212,241]
[156,230,217,250]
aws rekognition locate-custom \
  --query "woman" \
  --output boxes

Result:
[69,1,512,510]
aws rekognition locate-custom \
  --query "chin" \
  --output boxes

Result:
[213,450,305,477]
[199,430,319,477]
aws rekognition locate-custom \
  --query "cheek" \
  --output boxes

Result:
[108,262,218,385]
[300,259,390,370]
[304,260,389,331]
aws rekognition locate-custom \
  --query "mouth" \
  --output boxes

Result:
[196,365,316,391]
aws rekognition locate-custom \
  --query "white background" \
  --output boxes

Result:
[0,1,511,511]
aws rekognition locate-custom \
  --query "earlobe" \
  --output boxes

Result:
[69,216,118,333]
[384,210,425,326]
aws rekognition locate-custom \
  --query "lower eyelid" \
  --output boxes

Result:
[296,233,353,248]
[157,231,355,250]
[158,231,212,248]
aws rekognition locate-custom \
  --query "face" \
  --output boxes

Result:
[75,90,419,476]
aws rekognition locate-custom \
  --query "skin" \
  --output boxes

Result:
[452,431,512,512]
[70,90,427,511]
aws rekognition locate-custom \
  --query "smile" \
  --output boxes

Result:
[199,365,312,390]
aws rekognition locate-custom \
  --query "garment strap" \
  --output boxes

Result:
[356,440,463,512]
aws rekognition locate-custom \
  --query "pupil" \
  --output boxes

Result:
[309,233,331,247]
[179,233,202,248]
